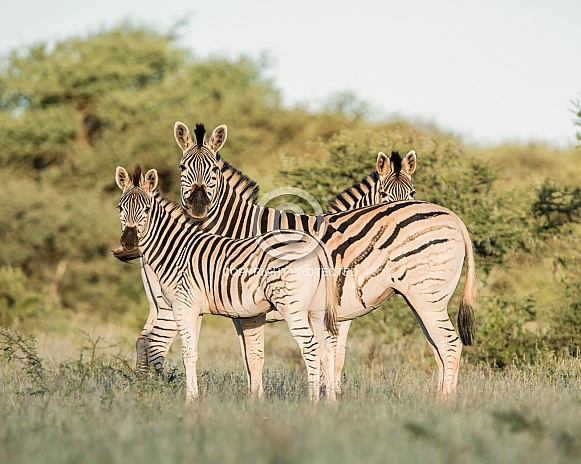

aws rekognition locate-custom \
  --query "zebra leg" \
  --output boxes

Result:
[407,299,463,396]
[172,298,201,401]
[137,259,159,372]
[232,319,249,391]
[310,312,336,402]
[333,320,352,395]
[235,316,266,399]
[277,303,322,402]
[139,261,179,372]
[146,304,180,372]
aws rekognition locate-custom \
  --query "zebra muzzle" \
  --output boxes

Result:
[186,185,210,219]
[120,226,139,252]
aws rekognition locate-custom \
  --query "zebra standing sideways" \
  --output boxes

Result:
[114,165,339,401]
[266,148,419,389]
[137,121,476,398]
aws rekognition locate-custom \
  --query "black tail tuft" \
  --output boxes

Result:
[458,302,475,346]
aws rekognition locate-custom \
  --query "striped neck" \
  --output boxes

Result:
[140,190,199,263]
[327,172,380,213]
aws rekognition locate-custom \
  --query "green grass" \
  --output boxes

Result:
[1,324,580,464]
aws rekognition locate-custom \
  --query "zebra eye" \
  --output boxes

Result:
[179,164,186,172]
[117,204,122,212]
[144,207,151,214]
[411,190,416,198]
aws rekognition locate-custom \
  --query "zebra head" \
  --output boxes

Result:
[375,150,417,202]
[174,121,227,220]
[115,164,158,254]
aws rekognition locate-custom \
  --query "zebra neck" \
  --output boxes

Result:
[327,172,380,213]
[140,191,199,273]
[197,180,324,238]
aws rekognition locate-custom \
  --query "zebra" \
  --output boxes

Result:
[140,121,476,398]
[114,164,339,401]
[321,149,418,389]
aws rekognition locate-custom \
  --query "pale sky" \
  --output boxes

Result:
[1,0,580,147]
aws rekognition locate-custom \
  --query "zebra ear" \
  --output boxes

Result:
[209,125,227,153]
[174,121,193,151]
[402,150,417,176]
[142,169,158,193]
[116,166,133,191]
[376,152,390,177]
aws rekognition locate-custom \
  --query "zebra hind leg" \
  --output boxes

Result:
[309,310,336,402]
[333,320,352,395]
[235,315,266,399]
[408,299,463,397]
[277,302,322,403]
[146,305,180,373]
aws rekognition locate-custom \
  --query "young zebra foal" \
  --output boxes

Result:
[114,165,338,401]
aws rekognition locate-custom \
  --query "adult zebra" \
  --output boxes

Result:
[139,121,476,397]
[115,165,339,401]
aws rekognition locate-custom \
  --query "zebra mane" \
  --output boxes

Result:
[132,164,143,186]
[390,151,402,175]
[216,154,260,203]
[326,171,380,213]
[194,123,206,148]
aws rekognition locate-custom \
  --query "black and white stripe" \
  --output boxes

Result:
[327,150,417,213]
[116,165,338,401]
[138,122,476,397]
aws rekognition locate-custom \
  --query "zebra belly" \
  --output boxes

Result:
[335,263,396,320]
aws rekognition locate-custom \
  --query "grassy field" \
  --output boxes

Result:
[1,322,580,464]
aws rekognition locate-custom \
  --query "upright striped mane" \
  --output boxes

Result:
[390,151,402,175]
[132,164,143,186]
[327,171,380,213]
[217,155,260,203]
[194,124,206,148]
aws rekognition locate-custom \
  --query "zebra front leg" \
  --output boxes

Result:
[173,298,201,401]
[235,316,266,399]
[333,320,352,395]
[136,318,155,373]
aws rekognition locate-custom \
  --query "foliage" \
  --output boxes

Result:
[532,179,581,231]
[0,24,580,367]
[278,128,581,360]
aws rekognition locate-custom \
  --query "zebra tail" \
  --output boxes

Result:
[458,220,477,346]
[316,241,339,337]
